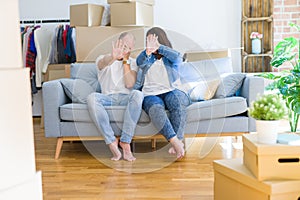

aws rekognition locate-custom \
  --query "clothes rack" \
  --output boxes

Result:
[20,19,70,24]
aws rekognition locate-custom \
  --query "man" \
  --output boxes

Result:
[87,32,143,161]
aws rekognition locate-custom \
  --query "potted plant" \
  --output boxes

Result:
[258,22,300,132]
[249,93,286,144]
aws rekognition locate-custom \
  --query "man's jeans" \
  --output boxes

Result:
[87,90,144,144]
[142,89,190,141]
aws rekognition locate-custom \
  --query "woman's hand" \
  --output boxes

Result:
[146,34,160,56]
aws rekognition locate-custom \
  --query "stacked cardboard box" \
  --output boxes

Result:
[70,1,155,63]
[213,133,300,200]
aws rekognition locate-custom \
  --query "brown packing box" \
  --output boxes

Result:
[107,0,155,5]
[70,4,104,27]
[243,134,300,181]
[75,26,148,62]
[183,49,230,62]
[44,64,70,81]
[213,158,300,200]
[110,2,153,26]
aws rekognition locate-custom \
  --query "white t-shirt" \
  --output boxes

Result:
[96,55,138,95]
[142,59,174,96]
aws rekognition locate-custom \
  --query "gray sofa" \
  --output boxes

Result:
[43,57,264,159]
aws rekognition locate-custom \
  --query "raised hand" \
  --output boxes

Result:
[112,39,125,60]
[146,34,160,55]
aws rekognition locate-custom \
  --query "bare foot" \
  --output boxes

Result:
[108,139,122,161]
[168,147,176,154]
[169,137,185,159]
[119,142,136,161]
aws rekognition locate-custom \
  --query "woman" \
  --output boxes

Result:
[134,27,191,159]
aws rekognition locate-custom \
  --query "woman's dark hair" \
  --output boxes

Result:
[146,27,172,48]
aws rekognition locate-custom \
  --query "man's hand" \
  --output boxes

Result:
[146,34,160,56]
[112,39,125,60]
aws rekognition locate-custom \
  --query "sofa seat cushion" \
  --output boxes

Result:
[60,96,247,124]
[186,97,247,122]
[60,104,151,123]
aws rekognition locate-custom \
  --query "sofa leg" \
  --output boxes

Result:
[55,138,64,159]
[151,139,156,149]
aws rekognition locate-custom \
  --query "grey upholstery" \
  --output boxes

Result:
[43,62,264,139]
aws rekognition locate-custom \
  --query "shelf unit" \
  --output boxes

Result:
[241,0,273,73]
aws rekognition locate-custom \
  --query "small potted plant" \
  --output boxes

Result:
[250,31,263,54]
[249,93,286,144]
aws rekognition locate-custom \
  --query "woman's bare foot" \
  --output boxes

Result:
[119,141,136,161]
[108,139,122,161]
[169,137,185,159]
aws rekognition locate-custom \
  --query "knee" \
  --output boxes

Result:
[87,92,97,105]
[130,90,144,103]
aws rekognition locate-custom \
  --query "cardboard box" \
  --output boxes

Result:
[76,26,147,62]
[70,4,104,27]
[243,133,300,181]
[110,2,153,26]
[44,64,70,81]
[0,68,36,190]
[183,49,230,62]
[213,158,300,200]
[107,0,155,5]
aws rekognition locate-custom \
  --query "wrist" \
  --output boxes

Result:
[123,59,131,65]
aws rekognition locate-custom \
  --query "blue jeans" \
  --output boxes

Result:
[87,90,144,144]
[142,89,190,141]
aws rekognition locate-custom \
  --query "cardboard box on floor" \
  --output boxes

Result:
[70,4,104,27]
[243,134,300,181]
[213,158,300,200]
[110,2,153,26]
[75,26,148,62]
[107,0,155,5]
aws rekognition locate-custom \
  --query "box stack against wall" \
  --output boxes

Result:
[70,0,155,63]
[213,133,300,200]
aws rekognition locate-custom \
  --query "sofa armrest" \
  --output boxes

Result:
[42,80,69,137]
[240,75,264,106]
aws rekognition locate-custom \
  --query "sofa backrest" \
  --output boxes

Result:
[179,57,233,83]
[70,63,101,92]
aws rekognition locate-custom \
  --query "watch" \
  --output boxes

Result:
[123,59,131,65]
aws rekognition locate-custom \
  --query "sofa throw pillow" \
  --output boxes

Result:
[189,78,221,101]
[214,73,246,98]
[60,79,95,104]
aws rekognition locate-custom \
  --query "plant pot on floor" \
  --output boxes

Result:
[256,120,279,144]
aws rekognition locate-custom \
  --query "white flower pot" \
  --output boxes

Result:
[252,39,262,54]
[256,120,279,144]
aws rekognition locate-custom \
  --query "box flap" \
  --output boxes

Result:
[243,133,300,155]
[214,158,300,194]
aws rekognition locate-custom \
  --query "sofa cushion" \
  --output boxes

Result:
[189,78,221,101]
[60,96,247,123]
[60,79,95,104]
[60,104,151,123]
[214,73,246,98]
[70,63,101,92]
[186,97,247,122]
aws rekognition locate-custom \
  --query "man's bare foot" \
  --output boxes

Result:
[119,141,136,161]
[168,139,184,155]
[169,137,185,159]
[108,139,122,161]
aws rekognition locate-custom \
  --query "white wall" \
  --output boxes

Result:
[18,0,242,71]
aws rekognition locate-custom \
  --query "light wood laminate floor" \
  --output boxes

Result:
[33,117,264,200]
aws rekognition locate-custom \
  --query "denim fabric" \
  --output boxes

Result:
[142,89,190,140]
[134,45,183,90]
[87,90,144,144]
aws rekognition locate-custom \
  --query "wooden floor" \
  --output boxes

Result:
[33,117,245,200]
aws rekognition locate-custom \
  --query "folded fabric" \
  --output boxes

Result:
[277,133,300,145]
[60,78,95,103]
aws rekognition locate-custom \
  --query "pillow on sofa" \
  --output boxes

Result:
[60,79,95,104]
[189,78,221,101]
[214,73,246,98]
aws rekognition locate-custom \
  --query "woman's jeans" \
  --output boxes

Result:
[142,89,190,141]
[87,90,144,144]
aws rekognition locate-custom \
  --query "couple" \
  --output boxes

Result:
[87,27,191,162]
